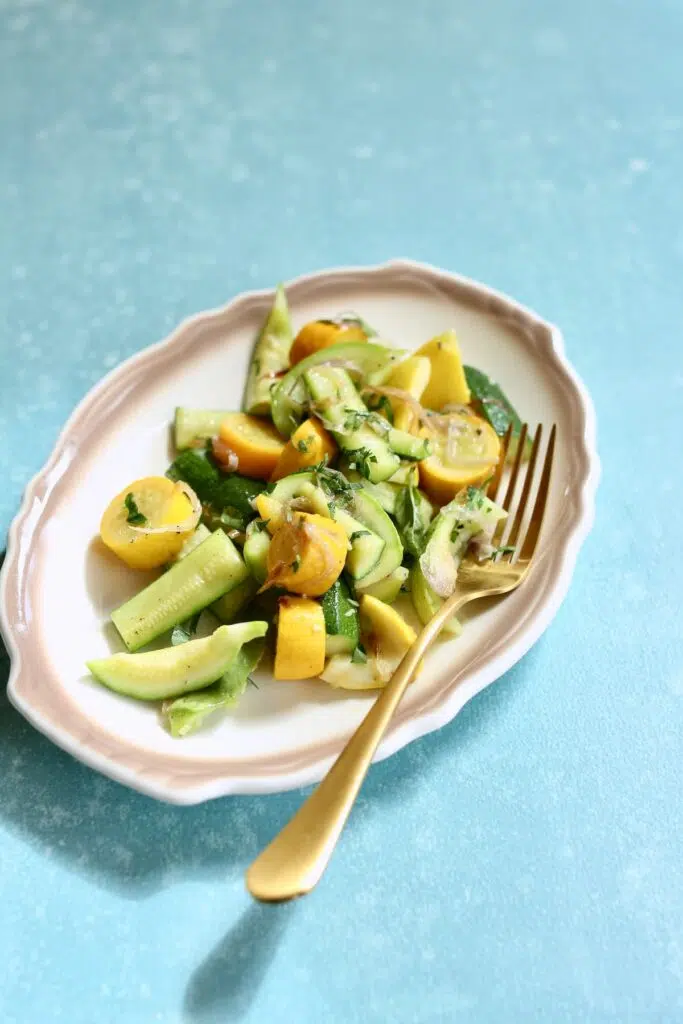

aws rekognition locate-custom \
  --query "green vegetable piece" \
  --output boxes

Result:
[111,529,250,651]
[464,365,532,460]
[174,409,230,450]
[304,366,400,483]
[270,341,405,437]
[419,487,506,599]
[166,447,265,528]
[409,562,462,637]
[243,518,271,584]
[124,493,147,526]
[393,485,433,558]
[87,622,267,701]
[359,566,409,604]
[243,284,293,415]
[211,577,258,623]
[171,612,201,646]
[321,578,360,656]
[164,637,265,736]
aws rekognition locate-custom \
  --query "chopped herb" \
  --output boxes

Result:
[366,394,394,423]
[342,407,372,433]
[351,643,368,664]
[394,485,430,558]
[290,554,301,573]
[252,518,270,533]
[465,485,485,511]
[350,530,371,541]
[450,522,466,543]
[307,458,360,508]
[346,446,378,480]
[296,437,311,453]
[124,493,148,526]
[171,612,201,646]
[490,544,515,558]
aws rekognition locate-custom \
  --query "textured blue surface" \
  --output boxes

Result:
[1,1,682,1021]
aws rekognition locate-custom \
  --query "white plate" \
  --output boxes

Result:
[0,260,599,803]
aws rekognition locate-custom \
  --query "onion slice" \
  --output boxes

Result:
[211,436,239,472]
[130,481,202,536]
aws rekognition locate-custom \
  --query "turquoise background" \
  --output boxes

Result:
[1,1,682,1021]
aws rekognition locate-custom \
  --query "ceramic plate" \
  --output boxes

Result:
[0,260,599,803]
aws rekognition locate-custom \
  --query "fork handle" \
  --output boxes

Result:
[245,589,466,902]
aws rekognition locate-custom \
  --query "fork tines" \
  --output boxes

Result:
[487,423,556,562]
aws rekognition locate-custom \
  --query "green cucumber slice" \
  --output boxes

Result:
[410,563,462,637]
[419,488,506,599]
[111,529,250,651]
[211,577,258,623]
[321,578,360,656]
[88,622,267,701]
[172,523,212,563]
[351,490,403,588]
[304,366,400,483]
[271,341,404,437]
[359,566,409,604]
[243,284,293,415]
[174,409,229,450]
[163,636,265,736]
[242,520,271,584]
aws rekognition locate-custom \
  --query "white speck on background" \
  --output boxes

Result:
[606,118,621,131]
[353,145,374,159]
[262,58,277,73]
[12,265,27,280]
[629,158,649,174]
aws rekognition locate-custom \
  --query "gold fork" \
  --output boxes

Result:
[246,422,557,902]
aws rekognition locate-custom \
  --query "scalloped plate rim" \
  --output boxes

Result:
[0,259,600,804]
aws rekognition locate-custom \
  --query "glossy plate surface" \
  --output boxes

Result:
[0,260,599,803]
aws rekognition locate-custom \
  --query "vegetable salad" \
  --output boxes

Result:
[89,285,527,735]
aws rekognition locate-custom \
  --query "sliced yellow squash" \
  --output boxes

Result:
[419,413,500,505]
[270,418,337,481]
[289,320,367,366]
[415,330,471,409]
[383,355,431,432]
[274,596,326,679]
[263,511,348,596]
[100,476,200,570]
[218,412,285,480]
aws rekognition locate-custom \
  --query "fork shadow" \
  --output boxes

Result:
[183,902,294,1023]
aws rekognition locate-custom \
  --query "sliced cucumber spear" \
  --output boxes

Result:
[321,577,360,656]
[303,366,430,483]
[87,622,267,701]
[243,284,293,416]
[111,529,250,651]
[163,636,265,736]
[174,409,230,450]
